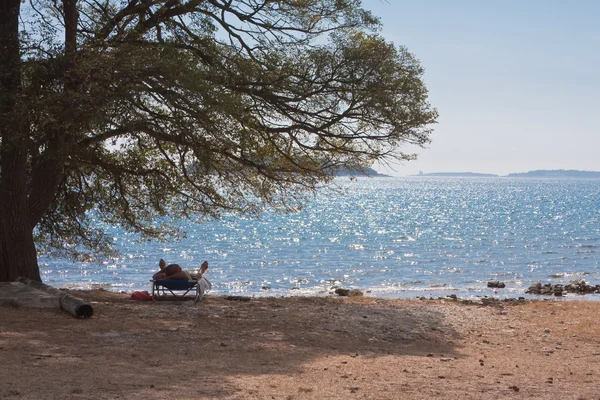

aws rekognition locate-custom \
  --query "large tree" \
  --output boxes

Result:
[0,0,437,282]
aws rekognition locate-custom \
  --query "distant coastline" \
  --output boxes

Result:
[414,172,498,177]
[336,167,390,177]
[504,169,600,178]
[411,169,600,179]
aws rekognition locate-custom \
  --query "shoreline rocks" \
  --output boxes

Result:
[334,288,364,297]
[526,280,600,296]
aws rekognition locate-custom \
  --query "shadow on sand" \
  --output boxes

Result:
[0,292,465,399]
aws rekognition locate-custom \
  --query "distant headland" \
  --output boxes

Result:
[337,168,600,178]
[412,169,600,178]
[336,167,389,177]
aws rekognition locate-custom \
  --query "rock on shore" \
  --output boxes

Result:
[526,280,600,296]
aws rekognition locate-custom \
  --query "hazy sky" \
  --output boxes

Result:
[364,0,600,176]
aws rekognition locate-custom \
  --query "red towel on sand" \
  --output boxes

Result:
[130,291,152,301]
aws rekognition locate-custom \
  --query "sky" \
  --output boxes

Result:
[363,0,600,177]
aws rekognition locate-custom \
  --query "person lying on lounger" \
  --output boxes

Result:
[152,259,209,281]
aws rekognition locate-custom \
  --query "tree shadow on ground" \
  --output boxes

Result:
[0,294,465,399]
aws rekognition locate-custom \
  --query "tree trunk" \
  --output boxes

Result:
[0,0,42,282]
[0,201,41,280]
[0,110,41,282]
[0,130,41,281]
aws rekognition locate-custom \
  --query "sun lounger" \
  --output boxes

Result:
[151,277,211,302]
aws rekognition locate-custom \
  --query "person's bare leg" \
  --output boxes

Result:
[153,259,168,280]
[196,261,209,279]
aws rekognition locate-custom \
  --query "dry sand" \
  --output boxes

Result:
[1,291,600,399]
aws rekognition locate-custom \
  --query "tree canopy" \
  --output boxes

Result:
[0,0,437,281]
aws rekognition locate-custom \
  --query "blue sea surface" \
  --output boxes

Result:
[39,177,600,300]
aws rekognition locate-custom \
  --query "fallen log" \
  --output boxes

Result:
[17,277,94,318]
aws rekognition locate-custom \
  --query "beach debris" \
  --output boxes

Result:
[334,288,350,296]
[487,280,506,288]
[17,277,94,318]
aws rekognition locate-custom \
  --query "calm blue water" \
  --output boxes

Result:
[40,177,600,300]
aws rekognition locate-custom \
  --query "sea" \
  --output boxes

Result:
[39,177,600,300]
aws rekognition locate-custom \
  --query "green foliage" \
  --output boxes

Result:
[11,0,437,260]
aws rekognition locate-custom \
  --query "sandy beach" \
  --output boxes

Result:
[2,291,600,399]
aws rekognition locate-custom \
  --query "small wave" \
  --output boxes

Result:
[392,236,416,242]
[57,282,117,290]
[389,280,423,287]
[348,244,366,250]
[549,272,590,279]
[442,267,465,274]
[291,278,310,285]
[323,278,345,284]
